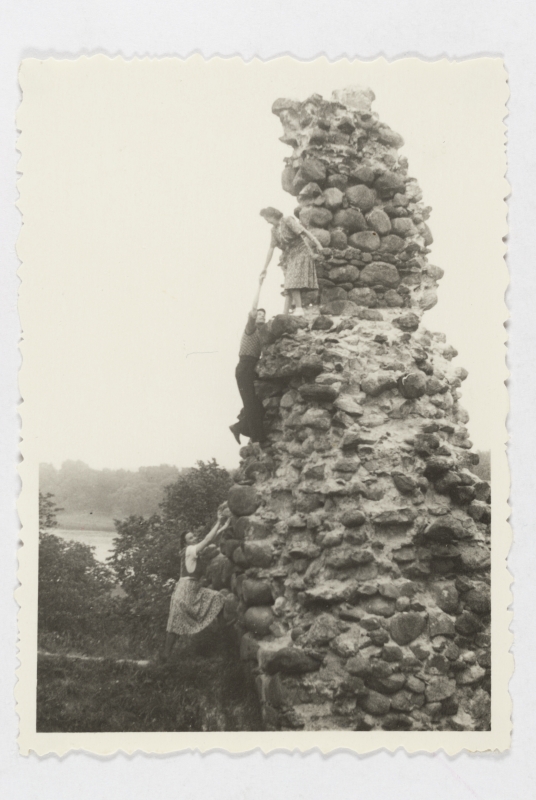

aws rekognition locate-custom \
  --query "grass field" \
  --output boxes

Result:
[37,626,262,732]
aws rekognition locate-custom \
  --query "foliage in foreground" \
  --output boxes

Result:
[38,492,118,646]
[109,460,232,645]
[37,628,262,733]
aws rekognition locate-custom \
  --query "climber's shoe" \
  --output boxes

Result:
[229,423,241,444]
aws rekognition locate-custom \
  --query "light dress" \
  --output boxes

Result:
[271,216,318,292]
[166,544,224,635]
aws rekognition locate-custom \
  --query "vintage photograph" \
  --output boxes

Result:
[17,57,510,754]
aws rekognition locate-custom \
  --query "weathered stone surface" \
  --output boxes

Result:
[425,677,456,702]
[223,87,491,734]
[306,613,340,645]
[394,312,420,332]
[298,157,327,185]
[332,208,367,233]
[465,586,491,614]
[243,541,273,568]
[366,208,392,234]
[345,184,376,211]
[331,627,362,657]
[429,611,456,637]
[361,691,391,715]
[244,606,275,636]
[422,516,464,542]
[304,580,356,604]
[311,314,334,331]
[391,217,417,237]
[323,187,344,210]
[397,371,427,399]
[359,262,400,287]
[373,507,417,526]
[300,206,333,229]
[263,647,322,675]
[348,231,381,252]
[361,371,397,396]
[334,395,364,416]
[228,485,261,517]
[298,383,339,402]
[374,171,406,198]
[329,229,348,250]
[392,471,418,494]
[242,579,274,607]
[340,509,367,528]
[390,612,427,645]
[455,610,483,636]
[365,596,396,618]
[269,314,300,340]
[380,234,406,253]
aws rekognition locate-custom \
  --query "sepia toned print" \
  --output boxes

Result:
[17,57,511,754]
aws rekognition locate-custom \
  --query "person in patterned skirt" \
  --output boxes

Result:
[163,510,231,662]
[260,206,323,316]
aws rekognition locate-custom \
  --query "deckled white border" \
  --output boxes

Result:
[16,55,511,756]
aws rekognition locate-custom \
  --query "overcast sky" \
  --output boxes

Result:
[18,57,507,471]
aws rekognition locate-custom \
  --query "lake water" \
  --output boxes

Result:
[54,528,117,563]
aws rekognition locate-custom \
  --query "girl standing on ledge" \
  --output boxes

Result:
[163,510,231,662]
[260,207,323,316]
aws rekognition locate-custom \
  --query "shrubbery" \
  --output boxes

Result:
[39,460,232,655]
[110,460,232,647]
[38,492,118,648]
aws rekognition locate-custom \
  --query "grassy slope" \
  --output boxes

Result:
[37,627,262,733]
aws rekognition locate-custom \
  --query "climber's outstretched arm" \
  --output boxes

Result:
[196,513,230,554]
[251,252,272,313]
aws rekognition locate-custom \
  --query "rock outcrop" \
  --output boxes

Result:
[215,87,491,732]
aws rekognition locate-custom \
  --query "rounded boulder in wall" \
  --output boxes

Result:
[345,184,376,212]
[348,231,381,252]
[242,578,274,607]
[244,606,275,637]
[332,207,367,233]
[358,262,400,287]
[228,485,261,517]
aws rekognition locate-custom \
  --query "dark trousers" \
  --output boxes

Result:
[235,356,265,443]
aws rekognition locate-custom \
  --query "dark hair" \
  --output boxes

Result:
[260,207,283,223]
[257,308,266,315]
[179,530,190,550]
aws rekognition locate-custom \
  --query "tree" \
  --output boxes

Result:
[38,491,115,644]
[160,459,232,530]
[39,491,63,534]
[108,460,232,643]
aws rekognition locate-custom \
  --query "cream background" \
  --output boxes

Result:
[16,57,511,756]
[17,57,505,472]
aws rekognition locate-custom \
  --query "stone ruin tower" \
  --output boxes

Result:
[213,87,492,732]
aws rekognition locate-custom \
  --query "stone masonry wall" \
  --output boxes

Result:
[208,87,491,732]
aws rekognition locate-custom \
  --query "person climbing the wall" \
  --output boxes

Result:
[162,508,231,663]
[229,268,269,446]
[260,206,323,316]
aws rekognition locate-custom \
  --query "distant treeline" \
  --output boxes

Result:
[39,461,182,519]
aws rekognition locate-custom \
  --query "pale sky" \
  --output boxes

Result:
[18,57,507,471]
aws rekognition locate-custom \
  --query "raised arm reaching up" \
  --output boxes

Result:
[195,510,230,554]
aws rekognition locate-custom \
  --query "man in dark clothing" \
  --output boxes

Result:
[230,271,268,445]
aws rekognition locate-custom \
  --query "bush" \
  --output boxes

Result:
[109,460,232,647]
[38,492,117,646]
